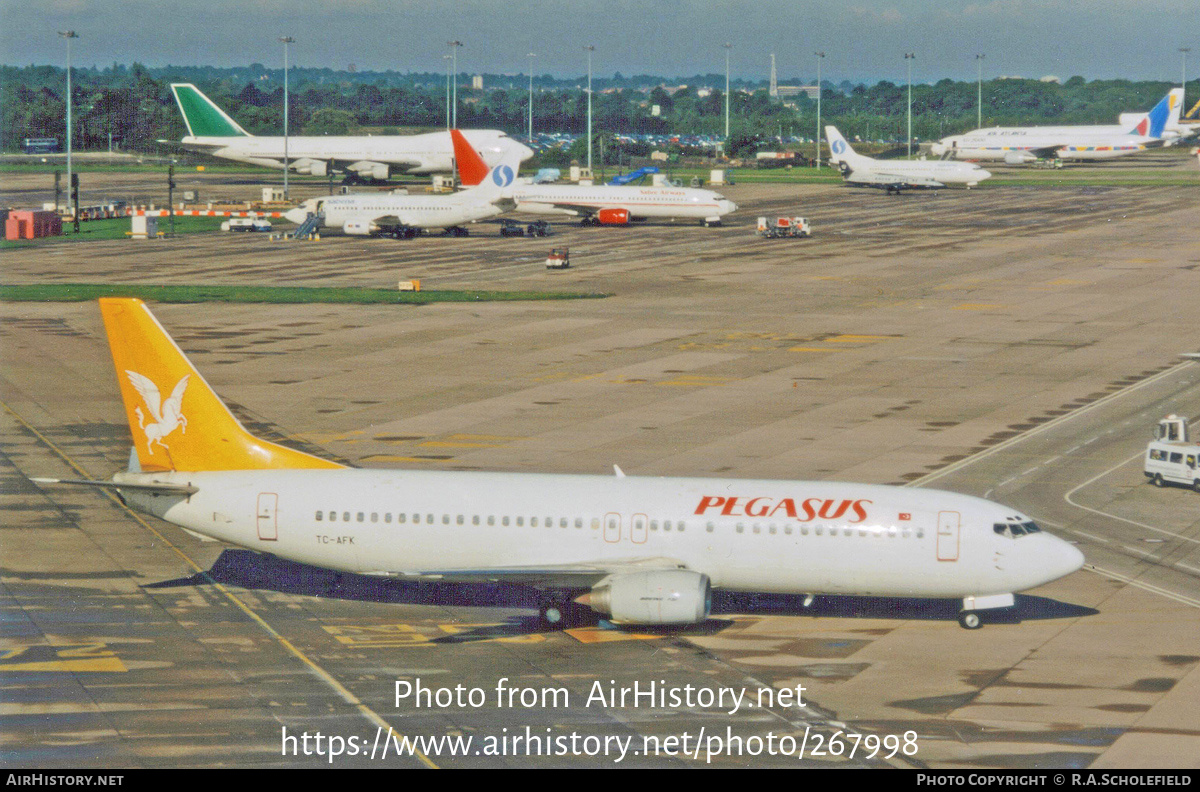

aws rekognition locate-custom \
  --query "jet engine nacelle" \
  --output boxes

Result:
[342,220,374,236]
[597,208,630,225]
[1004,151,1036,165]
[349,161,390,181]
[580,570,712,625]
[291,158,327,177]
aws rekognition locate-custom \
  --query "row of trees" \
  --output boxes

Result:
[1,62,1190,156]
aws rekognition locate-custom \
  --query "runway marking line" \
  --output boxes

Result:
[0,643,128,673]
[907,361,1199,609]
[2,399,438,770]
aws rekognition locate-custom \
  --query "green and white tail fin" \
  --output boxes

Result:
[171,83,252,138]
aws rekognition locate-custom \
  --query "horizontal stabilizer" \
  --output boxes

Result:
[32,477,198,495]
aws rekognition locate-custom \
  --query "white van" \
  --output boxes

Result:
[221,217,272,232]
[1144,415,1200,491]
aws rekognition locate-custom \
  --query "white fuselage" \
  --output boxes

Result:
[122,468,1083,600]
[292,193,502,232]
[842,158,990,188]
[931,128,1155,161]
[182,130,529,174]
[508,184,737,221]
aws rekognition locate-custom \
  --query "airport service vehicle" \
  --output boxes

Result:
[757,216,811,238]
[283,158,519,238]
[1144,414,1200,491]
[221,217,272,233]
[826,127,991,193]
[545,247,570,269]
[450,130,736,226]
[500,219,552,237]
[930,89,1184,164]
[168,84,532,182]
[34,299,1085,631]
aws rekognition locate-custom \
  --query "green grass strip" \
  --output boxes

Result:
[0,216,227,248]
[0,283,607,304]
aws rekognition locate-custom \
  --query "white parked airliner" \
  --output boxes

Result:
[825,126,991,193]
[451,130,736,226]
[930,88,1184,163]
[283,157,518,238]
[35,299,1085,630]
[168,83,532,182]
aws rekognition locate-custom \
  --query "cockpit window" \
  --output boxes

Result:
[994,520,1042,538]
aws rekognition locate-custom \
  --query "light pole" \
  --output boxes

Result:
[443,55,452,129]
[976,53,985,129]
[1182,48,1191,110]
[58,30,79,201]
[584,45,594,173]
[527,52,536,139]
[279,36,294,200]
[904,52,915,157]
[723,43,732,142]
[814,51,825,168]
[448,40,462,128]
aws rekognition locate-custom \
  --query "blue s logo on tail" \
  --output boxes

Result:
[491,164,515,187]
[831,139,847,155]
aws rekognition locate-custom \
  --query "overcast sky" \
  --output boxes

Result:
[3,0,1197,85]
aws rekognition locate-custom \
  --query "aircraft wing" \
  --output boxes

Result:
[878,173,945,189]
[365,556,690,589]
[854,169,946,189]
[330,156,425,172]
[1028,144,1069,159]
[367,214,414,229]
[518,200,599,218]
[158,138,227,152]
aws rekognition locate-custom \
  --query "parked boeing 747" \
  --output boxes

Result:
[168,83,532,182]
[35,300,1085,630]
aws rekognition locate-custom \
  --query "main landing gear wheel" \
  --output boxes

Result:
[958,611,982,630]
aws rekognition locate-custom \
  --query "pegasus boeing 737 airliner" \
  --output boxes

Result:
[36,300,1084,630]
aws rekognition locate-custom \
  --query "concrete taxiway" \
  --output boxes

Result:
[2,172,1199,768]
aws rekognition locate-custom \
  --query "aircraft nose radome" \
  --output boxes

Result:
[722,200,738,214]
[1049,539,1085,581]
[284,208,308,225]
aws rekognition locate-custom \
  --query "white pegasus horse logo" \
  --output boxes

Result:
[125,370,189,453]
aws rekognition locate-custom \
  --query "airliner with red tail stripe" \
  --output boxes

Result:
[450,129,736,226]
[34,300,1084,630]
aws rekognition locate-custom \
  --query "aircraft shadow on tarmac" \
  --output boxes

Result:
[141,549,1097,639]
